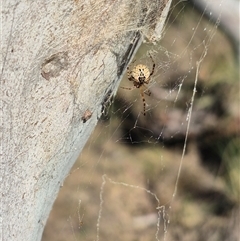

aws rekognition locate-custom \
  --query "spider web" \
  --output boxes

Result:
[42,1,239,241]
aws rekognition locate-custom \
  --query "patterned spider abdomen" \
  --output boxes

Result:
[131,64,151,84]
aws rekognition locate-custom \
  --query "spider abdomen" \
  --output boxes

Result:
[131,64,150,84]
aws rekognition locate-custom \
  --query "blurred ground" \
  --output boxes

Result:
[42,1,239,241]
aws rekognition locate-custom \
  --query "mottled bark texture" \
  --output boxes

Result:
[1,1,171,240]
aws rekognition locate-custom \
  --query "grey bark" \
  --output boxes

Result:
[1,0,172,240]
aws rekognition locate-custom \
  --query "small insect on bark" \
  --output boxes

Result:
[82,109,92,123]
[121,54,155,116]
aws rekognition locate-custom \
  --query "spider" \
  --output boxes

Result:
[121,54,155,116]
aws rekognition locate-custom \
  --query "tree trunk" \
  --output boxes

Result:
[1,0,172,240]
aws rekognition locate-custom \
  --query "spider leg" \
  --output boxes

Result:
[140,87,146,116]
[127,66,131,80]
[121,86,137,91]
[144,89,151,96]
[141,84,151,96]
[126,58,137,81]
[148,53,155,77]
